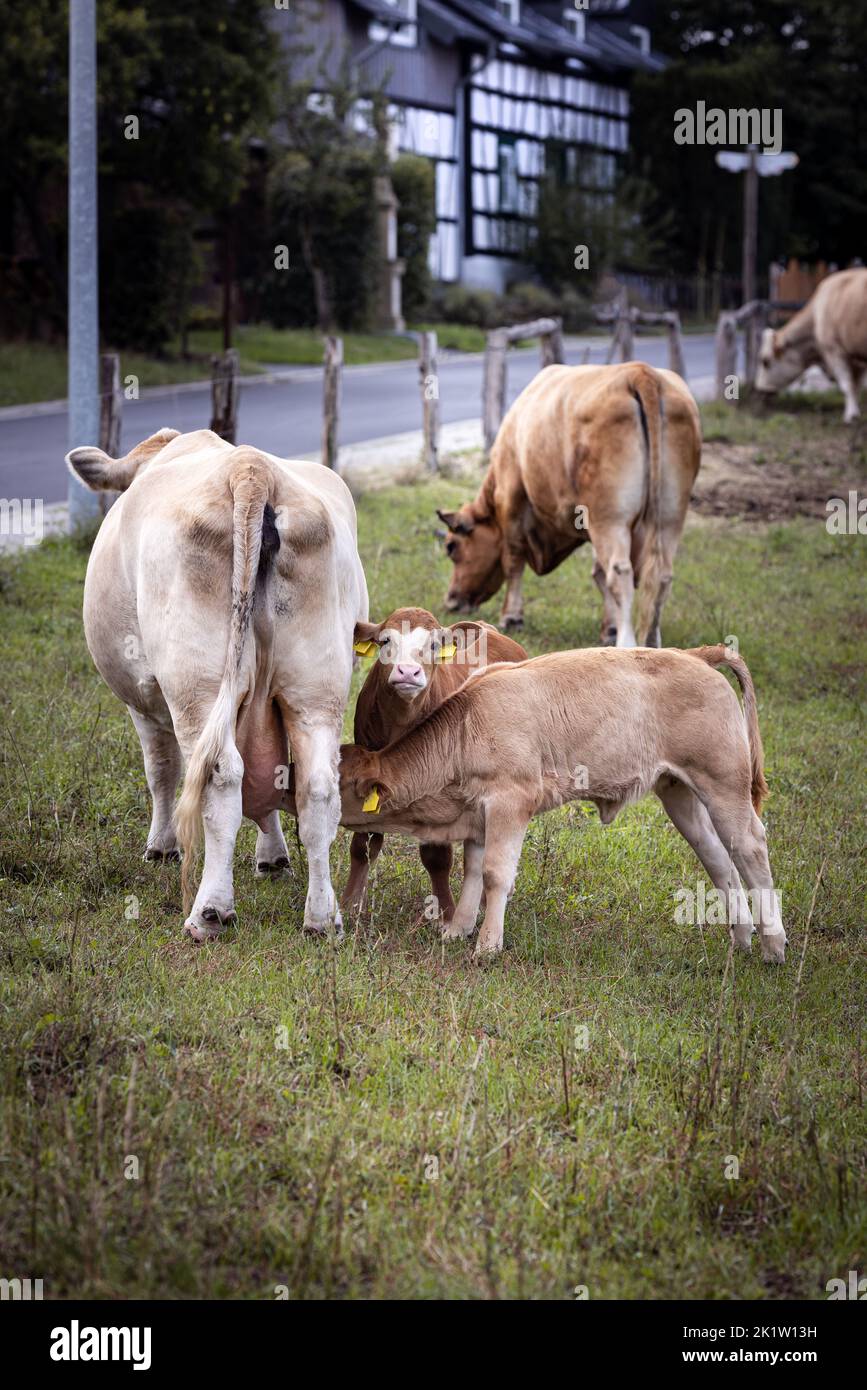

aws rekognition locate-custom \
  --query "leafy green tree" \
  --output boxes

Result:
[392,155,436,322]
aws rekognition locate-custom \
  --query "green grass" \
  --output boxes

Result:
[0,340,261,409]
[184,325,419,367]
[1,409,865,1300]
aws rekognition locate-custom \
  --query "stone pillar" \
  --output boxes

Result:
[375,175,406,332]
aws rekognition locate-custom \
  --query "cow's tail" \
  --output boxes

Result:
[176,451,279,911]
[687,645,769,813]
[631,365,668,646]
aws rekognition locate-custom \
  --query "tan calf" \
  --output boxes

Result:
[344,607,526,919]
[333,646,786,962]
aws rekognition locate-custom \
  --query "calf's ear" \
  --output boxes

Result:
[353,619,382,656]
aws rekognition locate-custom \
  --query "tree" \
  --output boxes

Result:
[630,1,867,281]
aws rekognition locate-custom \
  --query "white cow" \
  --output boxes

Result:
[755,267,867,422]
[67,428,368,942]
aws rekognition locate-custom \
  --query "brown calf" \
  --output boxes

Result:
[437,362,701,647]
[343,607,526,919]
[334,645,786,962]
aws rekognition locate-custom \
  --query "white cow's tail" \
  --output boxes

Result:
[631,365,667,646]
[176,451,279,911]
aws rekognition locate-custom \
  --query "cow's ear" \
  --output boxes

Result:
[65,447,137,493]
[437,508,475,535]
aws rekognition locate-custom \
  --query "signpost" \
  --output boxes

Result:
[67,0,102,530]
[715,147,799,304]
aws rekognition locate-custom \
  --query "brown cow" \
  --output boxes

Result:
[755,267,867,423]
[333,645,786,963]
[343,606,526,919]
[437,362,701,647]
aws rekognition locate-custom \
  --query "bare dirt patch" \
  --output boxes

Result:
[693,434,867,522]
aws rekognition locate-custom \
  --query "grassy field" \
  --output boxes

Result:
[0,402,865,1299]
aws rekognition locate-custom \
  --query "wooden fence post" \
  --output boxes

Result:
[715,313,738,399]
[100,352,122,456]
[99,351,122,513]
[210,348,240,443]
[483,328,508,451]
[745,302,769,386]
[665,312,687,380]
[540,317,564,368]
[321,335,343,471]
[418,331,440,473]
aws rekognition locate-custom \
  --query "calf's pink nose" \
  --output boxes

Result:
[393,662,422,681]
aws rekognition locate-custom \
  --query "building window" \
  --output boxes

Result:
[562,8,586,42]
[498,137,520,212]
[369,0,417,49]
[493,0,520,25]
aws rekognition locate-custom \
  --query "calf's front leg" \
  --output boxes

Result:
[340,831,384,914]
[420,841,455,923]
[442,840,484,940]
[474,807,529,957]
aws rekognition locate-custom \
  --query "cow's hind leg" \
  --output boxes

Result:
[591,549,618,646]
[420,842,456,923]
[128,707,182,862]
[591,524,636,648]
[283,714,343,938]
[254,810,290,877]
[703,798,787,963]
[656,777,754,950]
[183,730,243,942]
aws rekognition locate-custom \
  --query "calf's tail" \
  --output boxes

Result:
[687,644,769,813]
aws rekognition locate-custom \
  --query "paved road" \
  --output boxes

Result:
[0,334,716,505]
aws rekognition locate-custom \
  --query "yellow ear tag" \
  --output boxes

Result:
[438,643,457,663]
[354,639,377,658]
[362,786,381,813]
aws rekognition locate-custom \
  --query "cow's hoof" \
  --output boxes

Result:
[144,846,181,863]
[185,906,236,943]
[761,936,787,964]
[442,919,474,941]
[501,614,524,631]
[304,914,345,944]
[255,855,290,878]
[473,940,503,960]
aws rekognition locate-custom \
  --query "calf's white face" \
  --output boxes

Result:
[377,624,445,702]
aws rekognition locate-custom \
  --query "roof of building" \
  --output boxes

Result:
[347,0,664,73]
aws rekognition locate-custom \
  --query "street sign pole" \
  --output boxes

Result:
[67,0,102,531]
[742,147,758,304]
[716,148,798,305]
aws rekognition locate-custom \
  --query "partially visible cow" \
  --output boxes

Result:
[67,428,368,942]
[334,645,787,963]
[343,606,526,919]
[755,267,867,423]
[437,362,701,647]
